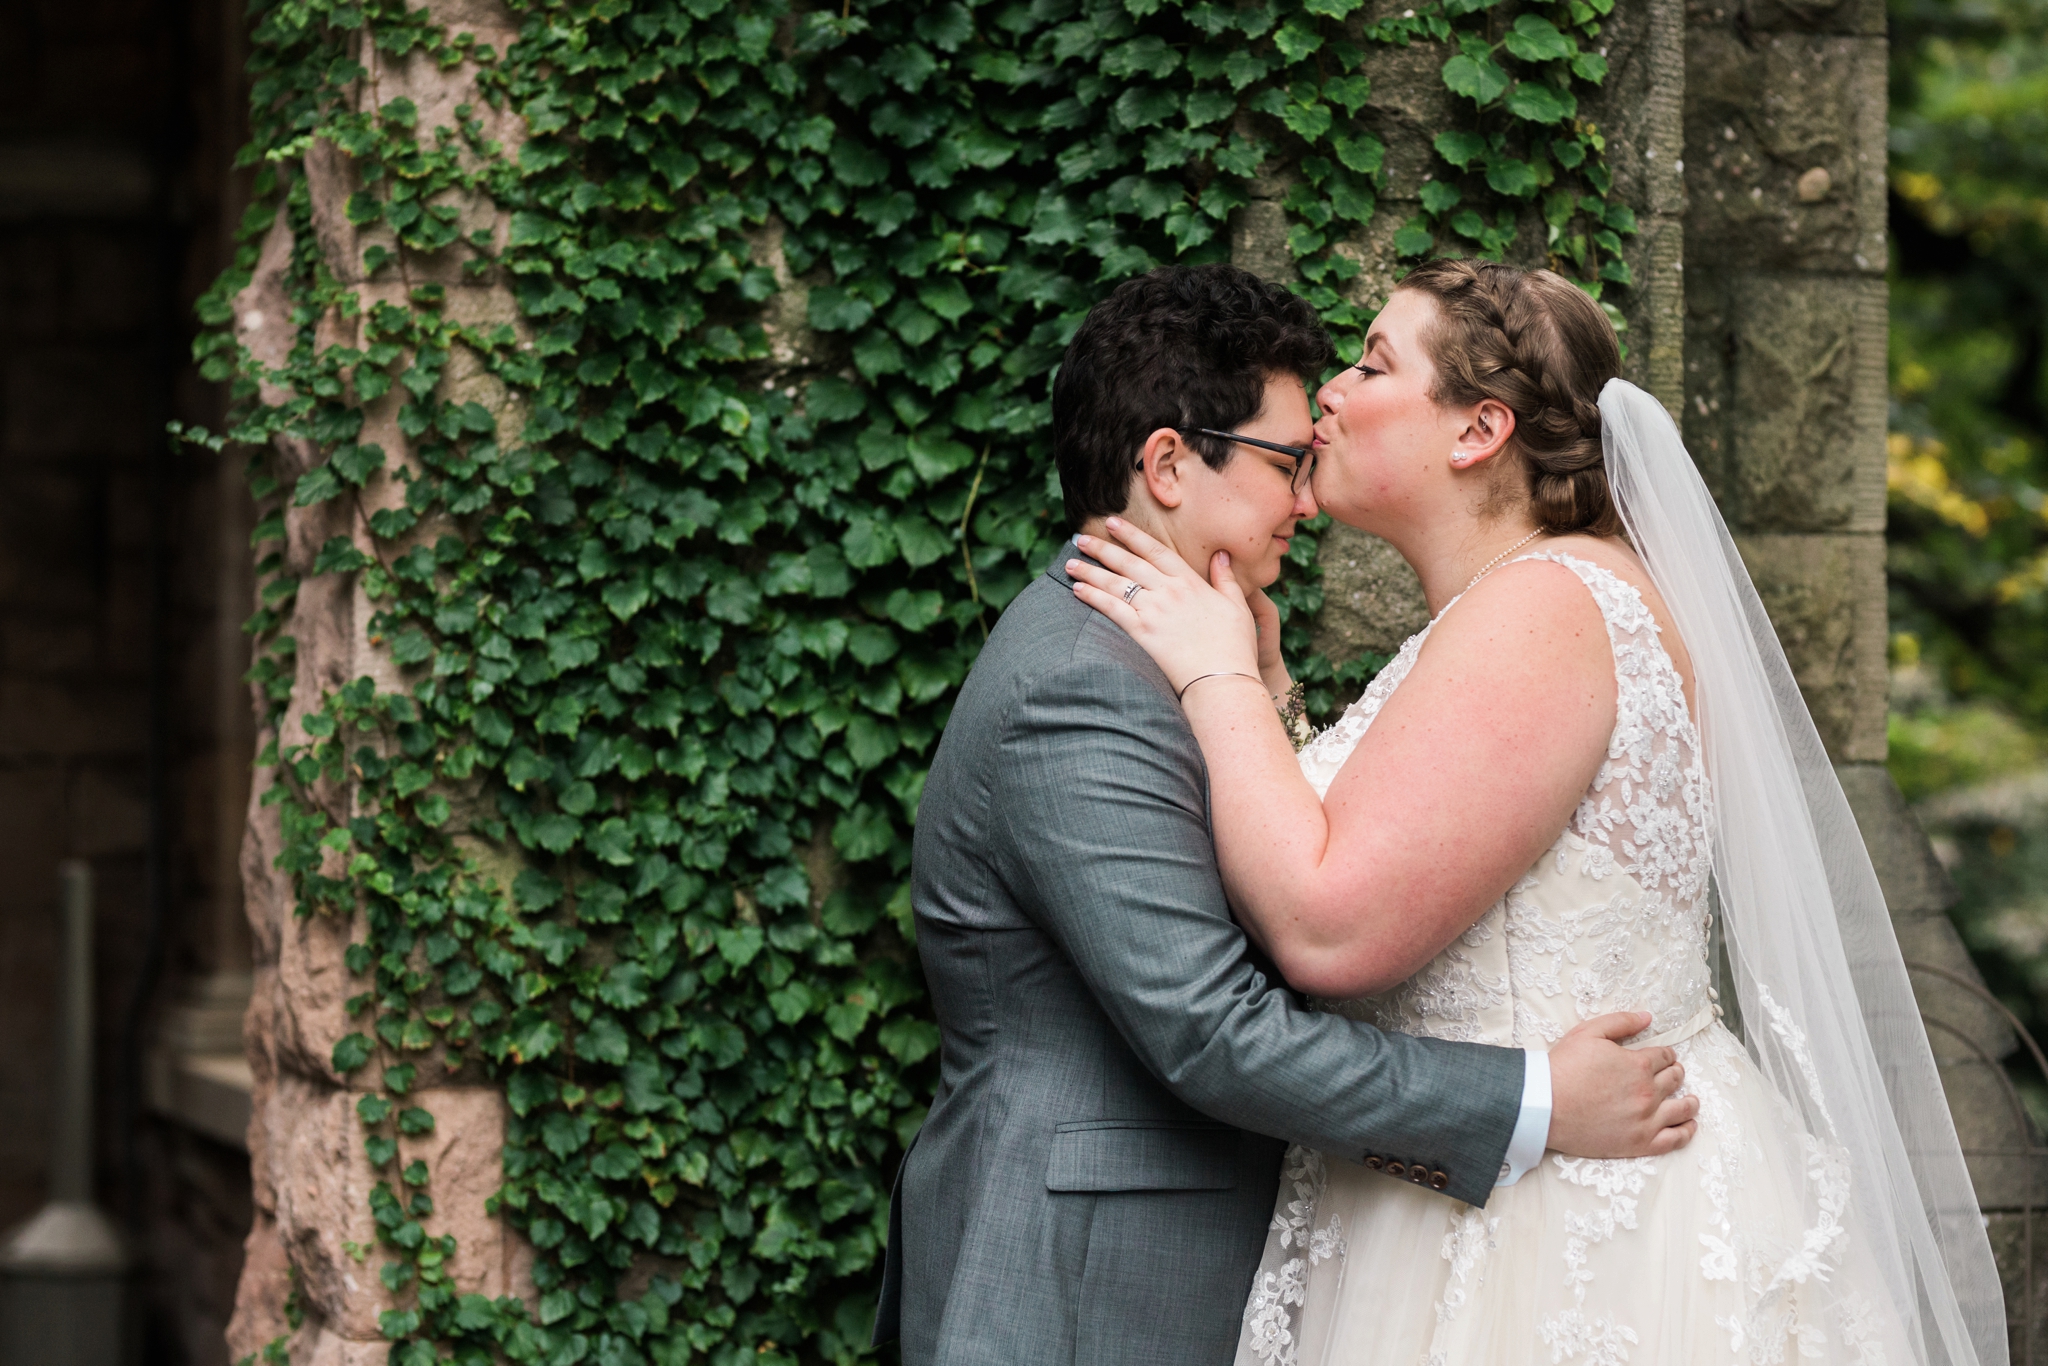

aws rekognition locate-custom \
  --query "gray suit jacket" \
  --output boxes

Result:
[876,542,1526,1366]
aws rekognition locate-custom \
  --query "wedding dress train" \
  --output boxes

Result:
[1235,552,1914,1366]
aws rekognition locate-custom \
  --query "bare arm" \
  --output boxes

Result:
[1070,527,1615,999]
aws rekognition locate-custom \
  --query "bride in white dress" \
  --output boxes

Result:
[1067,260,2004,1366]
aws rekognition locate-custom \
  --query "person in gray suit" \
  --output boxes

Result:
[873,265,1698,1366]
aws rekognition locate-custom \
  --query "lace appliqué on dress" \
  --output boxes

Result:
[1243,1147,1349,1366]
[1542,1155,1656,1366]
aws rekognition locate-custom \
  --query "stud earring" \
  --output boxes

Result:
[1450,451,1469,467]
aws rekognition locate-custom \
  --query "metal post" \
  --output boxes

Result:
[0,860,134,1366]
[52,861,93,1205]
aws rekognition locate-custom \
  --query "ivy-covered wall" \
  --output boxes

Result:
[204,0,1662,1361]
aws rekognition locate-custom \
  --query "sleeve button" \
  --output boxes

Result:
[1385,1161,1407,1178]
[1430,1170,1449,1191]
[1364,1155,1384,1171]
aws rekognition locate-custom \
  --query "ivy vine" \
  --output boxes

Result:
[193,0,1634,1362]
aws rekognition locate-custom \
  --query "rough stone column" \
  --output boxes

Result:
[224,2,534,1359]
[1289,0,1690,666]
[1683,0,2044,1353]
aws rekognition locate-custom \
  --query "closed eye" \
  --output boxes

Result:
[1354,362,1384,377]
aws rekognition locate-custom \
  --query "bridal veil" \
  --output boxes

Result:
[1600,378,2007,1366]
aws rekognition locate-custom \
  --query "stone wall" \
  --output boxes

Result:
[224,1,537,1358]
[1682,0,1890,763]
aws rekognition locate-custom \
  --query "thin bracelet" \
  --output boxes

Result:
[1176,671,1264,702]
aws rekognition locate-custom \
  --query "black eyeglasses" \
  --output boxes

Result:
[1136,428,1315,490]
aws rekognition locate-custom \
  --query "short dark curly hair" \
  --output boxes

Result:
[1052,264,1337,529]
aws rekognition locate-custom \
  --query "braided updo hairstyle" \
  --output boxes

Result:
[1396,258,1623,536]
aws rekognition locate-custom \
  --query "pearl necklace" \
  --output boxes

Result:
[1461,528,1547,596]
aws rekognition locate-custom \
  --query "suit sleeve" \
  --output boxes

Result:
[988,629,1524,1207]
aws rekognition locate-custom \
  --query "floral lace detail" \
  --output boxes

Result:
[1710,986,1856,1363]
[1436,1206,1502,1327]
[1541,1155,1656,1365]
[1838,1293,1890,1366]
[1242,1147,1348,1365]
[1691,1027,1752,1288]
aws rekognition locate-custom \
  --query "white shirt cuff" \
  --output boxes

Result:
[1495,1049,1552,1186]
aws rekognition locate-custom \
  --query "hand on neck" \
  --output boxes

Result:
[1076,506,1184,566]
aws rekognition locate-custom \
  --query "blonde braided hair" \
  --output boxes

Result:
[1396,258,1624,537]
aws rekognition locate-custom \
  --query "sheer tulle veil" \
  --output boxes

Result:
[1599,378,2006,1365]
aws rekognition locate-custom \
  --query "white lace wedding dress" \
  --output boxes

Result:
[1235,551,1914,1366]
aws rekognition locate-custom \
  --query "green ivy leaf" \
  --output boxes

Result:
[1328,176,1376,223]
[576,1014,631,1065]
[905,431,973,481]
[1281,101,1333,141]
[332,1033,373,1074]
[1221,49,1273,90]
[828,137,890,187]
[507,1015,564,1065]
[1273,21,1323,60]
[833,804,896,862]
[312,537,373,576]
[1505,81,1576,125]
[1434,130,1489,169]
[883,589,945,632]
[1394,220,1436,256]
[602,573,652,621]
[292,465,343,507]
[846,715,901,769]
[716,924,765,968]
[877,1017,941,1064]
[1212,133,1266,177]
[806,376,867,422]
[1484,155,1542,196]
[389,628,432,666]
[1322,74,1372,116]
[1184,88,1238,127]
[1442,52,1510,105]
[1113,86,1181,129]
[843,516,899,568]
[807,286,876,332]
[1504,14,1575,61]
[513,869,563,912]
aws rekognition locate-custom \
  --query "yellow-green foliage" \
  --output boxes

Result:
[1888,702,2040,802]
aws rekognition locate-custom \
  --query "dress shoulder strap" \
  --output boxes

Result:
[1511,549,1662,643]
